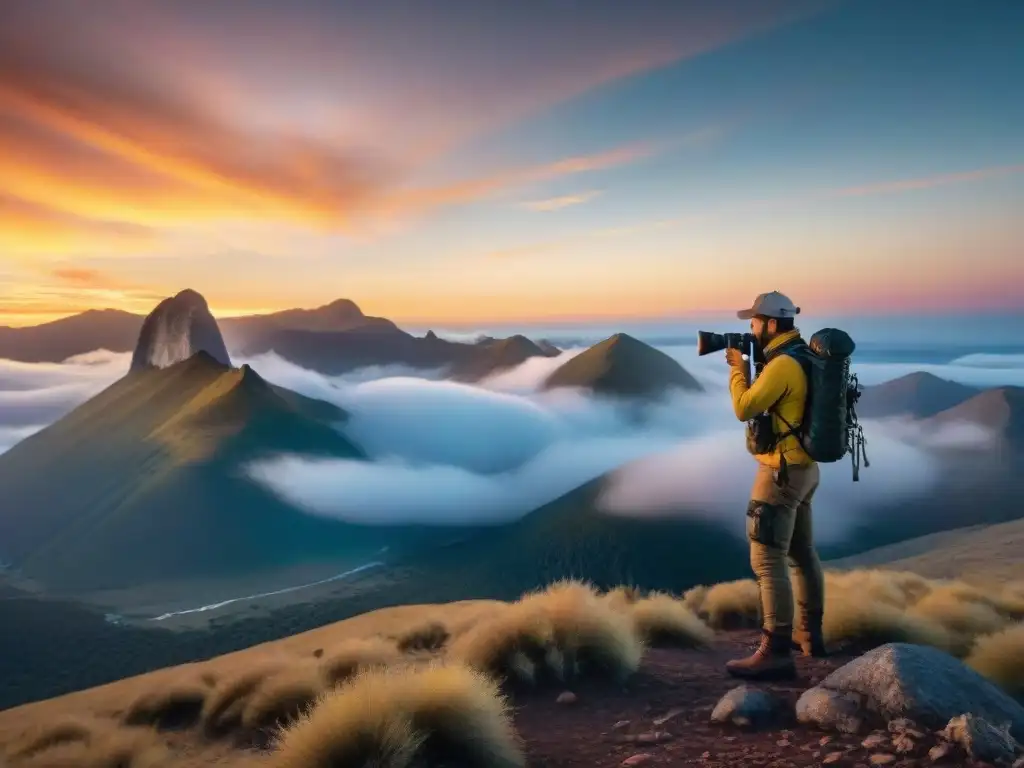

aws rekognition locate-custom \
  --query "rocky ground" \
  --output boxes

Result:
[2,628,1021,768]
[511,630,1022,767]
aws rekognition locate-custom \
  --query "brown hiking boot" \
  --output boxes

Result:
[725,628,797,680]
[792,626,829,658]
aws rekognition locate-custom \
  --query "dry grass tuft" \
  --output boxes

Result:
[394,621,450,653]
[686,569,1022,660]
[271,662,523,768]
[975,583,1024,621]
[201,659,288,736]
[628,592,715,648]
[827,569,919,609]
[8,727,167,768]
[965,623,1024,699]
[121,679,208,729]
[319,638,403,686]
[906,585,1009,655]
[4,717,100,762]
[687,579,761,630]
[242,663,328,733]
[823,594,956,653]
[602,585,642,610]
[682,584,708,613]
[452,579,642,687]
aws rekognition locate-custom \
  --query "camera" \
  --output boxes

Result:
[696,331,756,357]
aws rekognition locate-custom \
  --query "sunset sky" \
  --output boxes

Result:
[1,0,1022,326]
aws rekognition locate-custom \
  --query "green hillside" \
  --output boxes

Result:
[0,353,394,592]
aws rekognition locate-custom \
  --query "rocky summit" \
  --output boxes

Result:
[130,289,231,372]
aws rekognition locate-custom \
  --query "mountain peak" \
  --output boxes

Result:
[130,290,231,372]
[543,332,704,396]
[857,371,979,419]
[322,298,364,319]
[172,288,210,308]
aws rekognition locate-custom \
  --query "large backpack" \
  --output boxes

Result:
[777,329,870,481]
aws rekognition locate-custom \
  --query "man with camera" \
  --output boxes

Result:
[722,291,827,680]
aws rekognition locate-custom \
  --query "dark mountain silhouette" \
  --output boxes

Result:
[0,298,400,363]
[239,326,559,378]
[130,289,231,371]
[448,335,558,381]
[0,298,558,380]
[0,350,390,591]
[219,298,401,347]
[0,309,140,363]
[542,333,704,397]
[856,371,979,419]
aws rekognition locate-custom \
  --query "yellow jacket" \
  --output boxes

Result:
[728,329,814,469]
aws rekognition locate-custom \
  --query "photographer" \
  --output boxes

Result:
[723,291,827,680]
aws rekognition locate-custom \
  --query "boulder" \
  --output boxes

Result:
[940,714,1020,765]
[796,643,1024,740]
[711,685,790,729]
[796,686,865,734]
[130,289,231,371]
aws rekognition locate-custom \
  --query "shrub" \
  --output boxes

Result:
[9,727,166,768]
[691,579,761,630]
[4,717,98,762]
[628,592,715,648]
[271,662,523,768]
[242,663,327,732]
[602,585,642,610]
[122,678,208,729]
[394,621,450,653]
[822,590,955,653]
[452,580,642,686]
[201,659,288,736]
[319,638,403,686]
[965,623,1024,699]
[906,585,1008,655]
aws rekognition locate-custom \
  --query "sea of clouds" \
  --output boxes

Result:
[1,338,1022,545]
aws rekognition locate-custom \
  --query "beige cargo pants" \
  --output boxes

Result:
[746,461,825,632]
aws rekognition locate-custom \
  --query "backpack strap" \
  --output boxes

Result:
[765,337,810,441]
[760,337,810,487]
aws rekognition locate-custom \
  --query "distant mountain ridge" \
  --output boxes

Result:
[0,297,562,380]
[0,298,400,364]
[857,371,980,419]
[0,291,451,592]
[921,385,1024,450]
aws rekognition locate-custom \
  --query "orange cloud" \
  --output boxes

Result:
[0,262,167,326]
[0,1,819,256]
[50,267,106,285]
[392,143,657,216]
[0,193,157,256]
[521,190,602,212]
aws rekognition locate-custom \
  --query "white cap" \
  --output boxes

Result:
[736,291,801,320]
